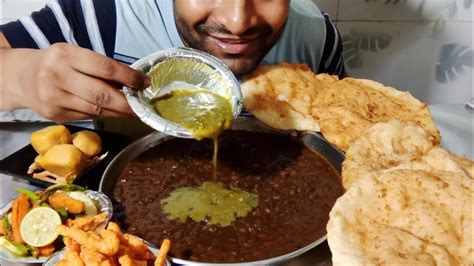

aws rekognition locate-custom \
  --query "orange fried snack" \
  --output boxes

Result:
[48,193,85,214]
[154,239,171,266]
[56,237,84,266]
[38,244,56,256]
[55,219,170,266]
[66,212,108,231]
[107,222,154,261]
[57,225,120,256]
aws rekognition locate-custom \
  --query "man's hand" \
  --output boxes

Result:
[1,43,149,122]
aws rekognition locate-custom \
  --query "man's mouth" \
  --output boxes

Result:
[207,35,257,54]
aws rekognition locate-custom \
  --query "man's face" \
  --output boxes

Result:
[174,0,290,77]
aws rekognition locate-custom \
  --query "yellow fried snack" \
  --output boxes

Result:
[28,125,108,184]
[71,130,102,157]
[312,78,440,151]
[30,125,71,155]
[41,144,87,179]
[327,170,473,265]
[34,154,44,167]
[242,63,337,131]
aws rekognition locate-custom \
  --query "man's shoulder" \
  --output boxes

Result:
[262,0,327,71]
[113,0,182,60]
[289,0,326,20]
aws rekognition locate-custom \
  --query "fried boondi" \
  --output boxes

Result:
[342,120,473,189]
[327,170,473,265]
[242,63,338,132]
[312,78,440,151]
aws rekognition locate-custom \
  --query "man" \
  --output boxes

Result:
[0,0,344,123]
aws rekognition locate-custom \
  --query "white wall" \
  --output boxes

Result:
[314,0,473,104]
[2,0,473,104]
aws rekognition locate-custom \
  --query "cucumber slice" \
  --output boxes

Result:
[0,236,27,256]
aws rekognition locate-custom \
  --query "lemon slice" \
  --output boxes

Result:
[20,207,61,247]
[66,191,98,216]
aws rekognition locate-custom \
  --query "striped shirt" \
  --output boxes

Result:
[1,0,344,77]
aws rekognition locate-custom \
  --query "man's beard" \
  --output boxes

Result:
[174,15,285,77]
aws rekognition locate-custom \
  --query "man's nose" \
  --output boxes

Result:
[214,0,258,36]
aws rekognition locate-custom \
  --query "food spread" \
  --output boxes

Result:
[5,60,472,265]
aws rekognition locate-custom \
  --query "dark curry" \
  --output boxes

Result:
[113,131,344,263]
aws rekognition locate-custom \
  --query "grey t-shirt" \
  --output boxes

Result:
[1,0,344,122]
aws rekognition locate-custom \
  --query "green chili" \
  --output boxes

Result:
[38,184,86,204]
[14,187,38,201]
[30,246,39,258]
[56,208,68,219]
[44,184,85,193]
[40,202,52,208]
[1,216,9,237]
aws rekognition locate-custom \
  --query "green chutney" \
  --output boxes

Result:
[161,181,259,227]
[153,88,233,178]
[153,89,233,141]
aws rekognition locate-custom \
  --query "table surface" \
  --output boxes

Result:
[1,104,472,266]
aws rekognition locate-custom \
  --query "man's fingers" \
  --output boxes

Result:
[53,89,131,118]
[67,45,150,89]
[49,108,125,123]
[55,111,90,123]
[61,69,134,114]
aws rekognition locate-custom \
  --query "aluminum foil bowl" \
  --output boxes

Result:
[124,47,242,139]
[83,189,114,227]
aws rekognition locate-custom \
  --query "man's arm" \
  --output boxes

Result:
[0,33,11,49]
[0,0,149,122]
[317,13,346,78]
[0,35,149,122]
